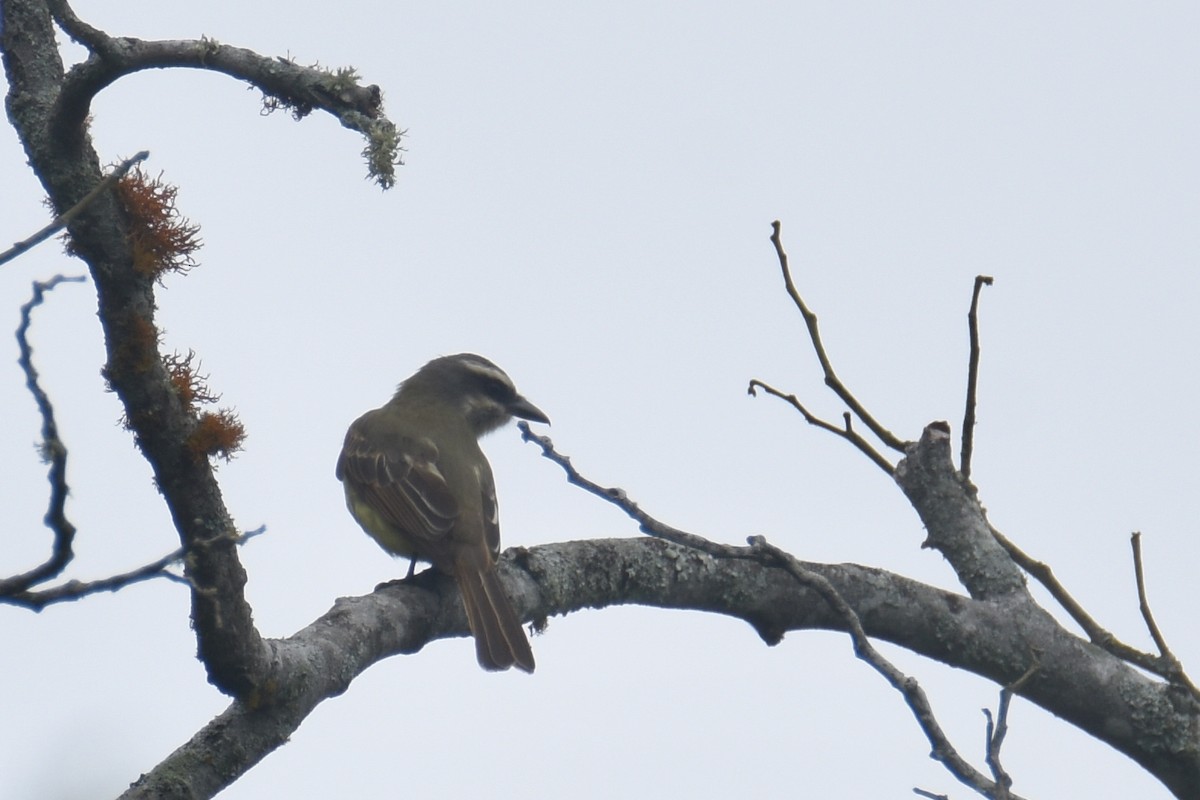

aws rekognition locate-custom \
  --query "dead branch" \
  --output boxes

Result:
[520,421,1023,800]
[2,527,265,610]
[984,664,1038,799]
[0,275,86,597]
[960,274,993,480]
[760,220,910,453]
[1131,533,1197,696]
[990,525,1199,701]
[747,378,895,474]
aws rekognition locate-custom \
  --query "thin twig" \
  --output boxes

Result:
[520,422,1022,800]
[748,536,1019,799]
[1132,532,1170,656]
[747,379,894,475]
[766,220,909,453]
[983,663,1036,799]
[1,527,266,610]
[518,423,753,559]
[961,275,993,480]
[991,524,1200,700]
[0,151,149,267]
[991,525,1133,646]
[1130,533,1197,695]
[0,275,87,597]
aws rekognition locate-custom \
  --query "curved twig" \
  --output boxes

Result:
[0,275,86,597]
[2,526,266,610]
[48,4,400,187]
[747,379,894,475]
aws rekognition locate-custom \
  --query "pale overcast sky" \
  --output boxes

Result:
[2,2,1198,797]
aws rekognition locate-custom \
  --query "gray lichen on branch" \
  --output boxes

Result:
[48,6,403,187]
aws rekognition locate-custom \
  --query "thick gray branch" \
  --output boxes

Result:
[3,0,266,694]
[122,539,1200,800]
[894,422,1028,600]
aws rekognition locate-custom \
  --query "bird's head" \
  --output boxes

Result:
[400,353,549,436]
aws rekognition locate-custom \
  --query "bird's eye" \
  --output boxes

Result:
[481,376,514,401]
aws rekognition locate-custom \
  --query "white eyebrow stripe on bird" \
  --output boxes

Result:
[458,357,516,389]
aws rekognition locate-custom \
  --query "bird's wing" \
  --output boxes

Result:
[477,464,502,560]
[336,423,458,542]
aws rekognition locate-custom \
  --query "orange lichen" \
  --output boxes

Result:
[187,410,246,462]
[113,167,201,282]
[163,350,220,412]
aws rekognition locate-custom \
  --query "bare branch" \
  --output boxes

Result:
[1,526,265,610]
[984,664,1037,799]
[991,524,1200,700]
[5,0,268,699]
[961,274,993,481]
[747,378,895,474]
[747,537,1024,800]
[518,422,755,560]
[0,151,149,267]
[0,275,86,597]
[521,422,1023,799]
[1132,532,1170,656]
[1131,533,1197,696]
[765,220,909,453]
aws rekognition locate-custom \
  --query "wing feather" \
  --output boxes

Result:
[337,421,458,550]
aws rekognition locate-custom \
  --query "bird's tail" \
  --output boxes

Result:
[456,565,536,673]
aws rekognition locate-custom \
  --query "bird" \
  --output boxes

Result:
[336,353,546,672]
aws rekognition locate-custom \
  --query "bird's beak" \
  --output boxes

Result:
[509,395,550,425]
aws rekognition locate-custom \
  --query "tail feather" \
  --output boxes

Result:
[457,566,536,673]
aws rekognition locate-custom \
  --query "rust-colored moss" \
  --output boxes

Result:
[163,350,220,412]
[188,410,246,463]
[113,166,201,282]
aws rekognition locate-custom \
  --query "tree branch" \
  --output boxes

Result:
[2,526,266,610]
[0,275,85,597]
[520,421,1026,797]
[749,537,1023,799]
[47,0,110,52]
[1131,532,1197,697]
[961,274,992,481]
[983,664,1037,799]
[0,151,149,267]
[762,220,909,453]
[47,3,401,187]
[119,535,1200,799]
[518,422,762,561]
[895,423,1028,600]
[3,0,268,697]
[747,378,895,474]
[989,524,1199,698]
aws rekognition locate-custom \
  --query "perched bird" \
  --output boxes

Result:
[336,353,547,672]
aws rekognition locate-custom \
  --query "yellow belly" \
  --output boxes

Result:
[343,487,420,559]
